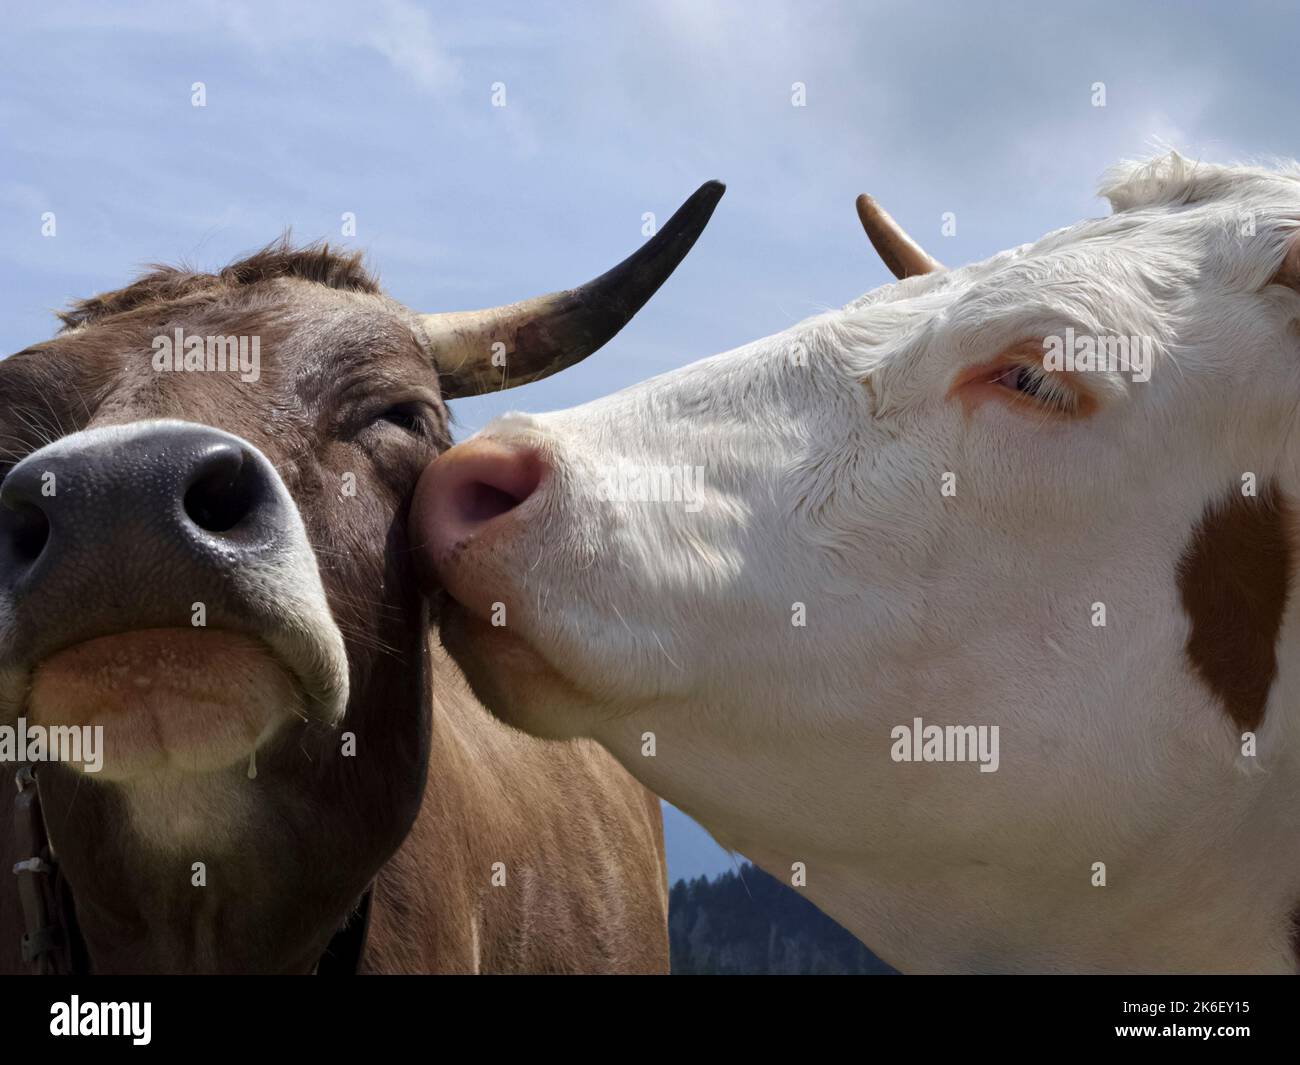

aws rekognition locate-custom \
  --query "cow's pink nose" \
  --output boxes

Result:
[411,438,544,580]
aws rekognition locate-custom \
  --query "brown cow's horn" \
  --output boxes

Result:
[426,181,725,398]
[855,193,943,279]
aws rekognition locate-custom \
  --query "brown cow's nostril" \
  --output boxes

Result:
[9,503,50,564]
[184,451,259,533]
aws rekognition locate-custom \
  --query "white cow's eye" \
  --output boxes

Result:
[996,363,1079,415]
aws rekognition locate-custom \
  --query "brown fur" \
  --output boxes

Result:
[1176,480,1293,732]
[55,238,382,332]
[1292,904,1300,970]
[0,243,668,973]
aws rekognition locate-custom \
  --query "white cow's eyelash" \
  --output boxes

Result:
[997,363,1080,414]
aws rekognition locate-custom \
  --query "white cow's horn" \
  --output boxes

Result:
[426,181,725,398]
[855,193,943,279]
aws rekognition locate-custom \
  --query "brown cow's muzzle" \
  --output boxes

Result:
[0,419,349,780]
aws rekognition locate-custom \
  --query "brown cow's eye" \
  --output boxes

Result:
[374,403,427,436]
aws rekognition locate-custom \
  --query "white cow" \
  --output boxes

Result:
[415,153,1300,973]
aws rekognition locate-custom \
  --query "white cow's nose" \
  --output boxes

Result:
[411,437,545,596]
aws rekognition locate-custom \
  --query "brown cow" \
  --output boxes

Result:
[0,182,723,973]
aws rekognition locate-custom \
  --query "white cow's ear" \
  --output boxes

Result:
[1271,233,1300,293]
[855,193,943,279]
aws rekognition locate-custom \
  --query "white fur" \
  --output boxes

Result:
[460,153,1300,973]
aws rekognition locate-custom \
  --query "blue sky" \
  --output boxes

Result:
[3,1,1297,881]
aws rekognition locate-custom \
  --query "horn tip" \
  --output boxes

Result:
[855,192,878,217]
[674,181,725,227]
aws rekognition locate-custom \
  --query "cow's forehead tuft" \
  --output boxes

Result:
[1100,151,1300,214]
[56,236,381,334]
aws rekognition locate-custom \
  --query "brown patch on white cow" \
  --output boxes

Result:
[1176,481,1292,732]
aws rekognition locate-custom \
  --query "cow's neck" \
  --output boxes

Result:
[692,779,1298,974]
[600,675,1300,975]
[791,831,1298,974]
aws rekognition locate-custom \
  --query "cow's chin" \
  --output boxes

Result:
[438,600,608,740]
[26,628,303,782]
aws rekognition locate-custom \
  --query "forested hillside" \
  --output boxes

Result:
[669,864,896,975]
